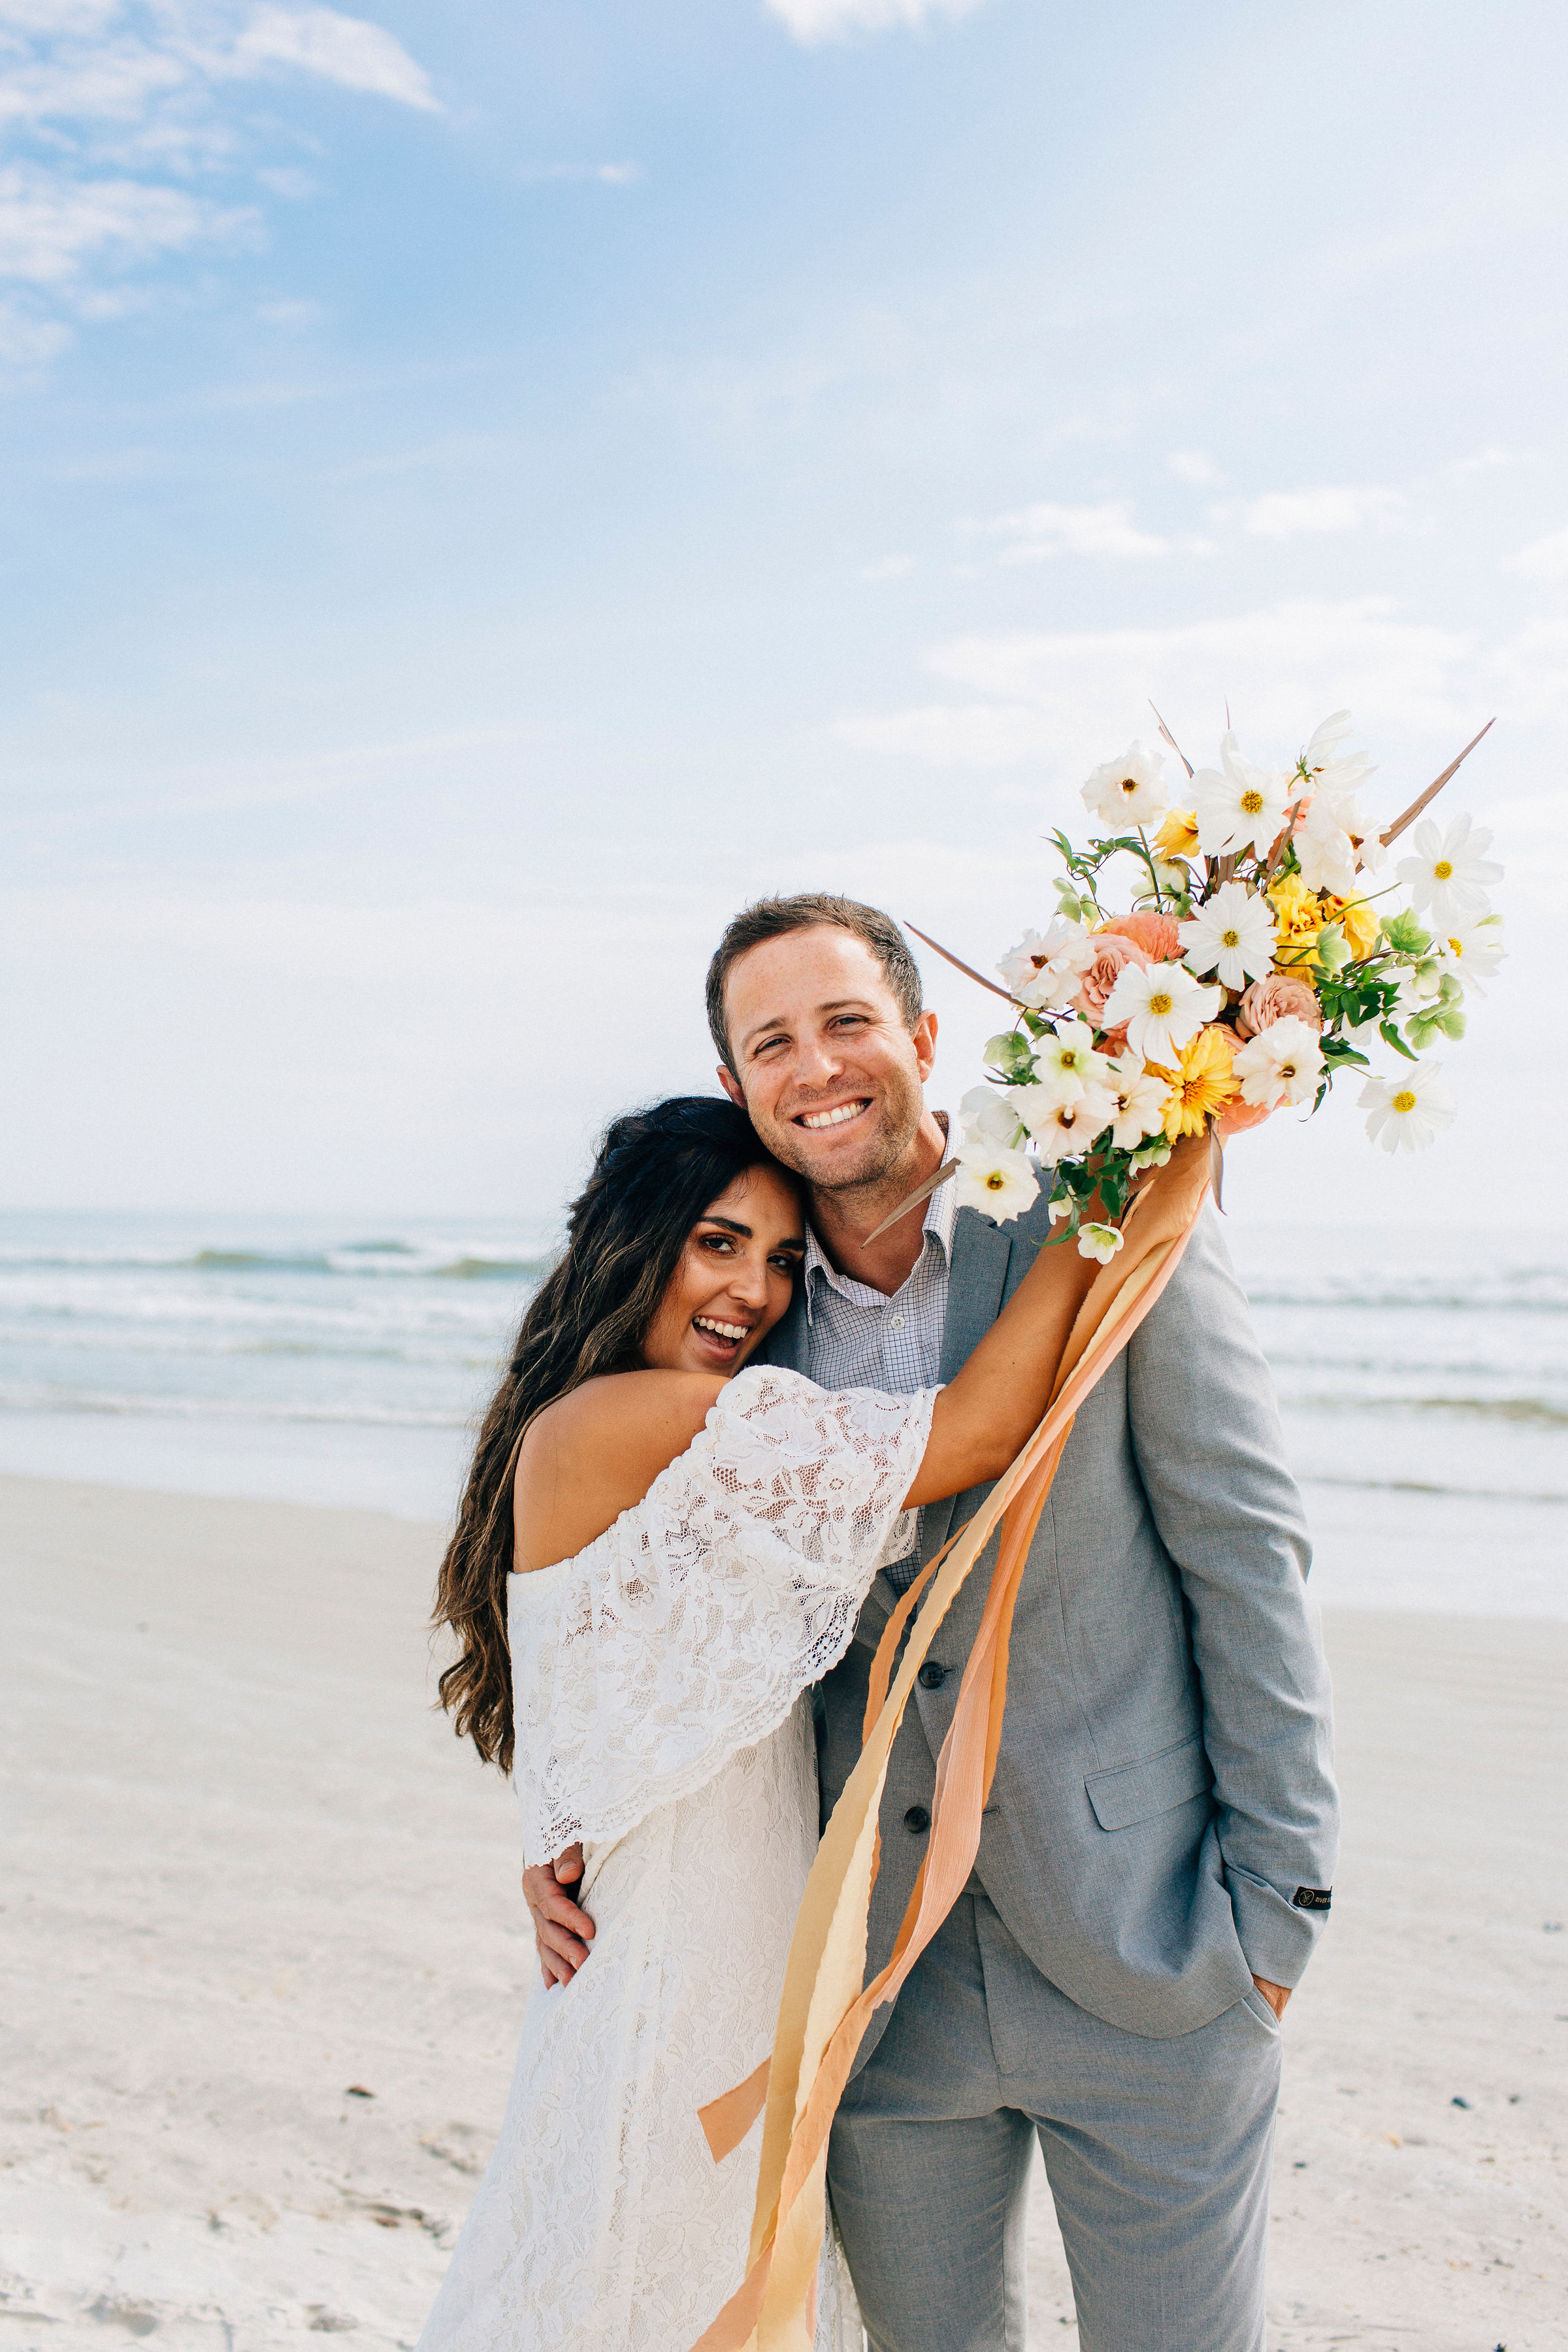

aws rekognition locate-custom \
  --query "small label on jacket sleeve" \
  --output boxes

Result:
[1292,1886,1333,1912]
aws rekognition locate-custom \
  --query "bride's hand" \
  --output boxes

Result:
[522,1845,595,1987]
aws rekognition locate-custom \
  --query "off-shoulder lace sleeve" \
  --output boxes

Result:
[509,1365,938,1859]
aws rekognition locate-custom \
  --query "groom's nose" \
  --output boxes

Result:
[792,1029,844,1088]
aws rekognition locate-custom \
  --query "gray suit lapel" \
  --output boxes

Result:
[921,1206,1013,1560]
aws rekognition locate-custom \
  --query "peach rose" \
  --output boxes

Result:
[1075,932,1146,1030]
[1235,972,1322,1040]
[1102,909,1182,962]
[1215,1097,1276,1137]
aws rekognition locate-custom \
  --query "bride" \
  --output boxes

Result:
[419,1094,1092,2352]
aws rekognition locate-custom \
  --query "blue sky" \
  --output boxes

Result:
[1,0,1562,1222]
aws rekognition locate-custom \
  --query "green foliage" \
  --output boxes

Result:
[1314,921,1351,973]
[984,1029,1034,1073]
[1316,969,1399,1030]
[1381,909,1431,958]
[1407,1005,1465,1048]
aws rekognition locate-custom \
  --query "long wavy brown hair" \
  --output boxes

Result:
[433,1096,795,1774]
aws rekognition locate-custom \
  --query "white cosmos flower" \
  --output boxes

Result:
[1294,791,1360,896]
[1395,812,1503,932]
[1081,741,1168,830]
[1293,715,1384,885]
[960,1083,1026,1149]
[1026,1019,1111,1102]
[1077,1222,1125,1265]
[1100,957,1222,1064]
[1359,1062,1456,1154]
[1190,734,1292,858]
[1014,1083,1119,1164]
[954,1141,1040,1218]
[1435,915,1506,998]
[1177,881,1277,990]
[1106,1056,1169,1149]
[1231,1016,1324,1110]
[1003,918,1096,1011]
[1301,709,1376,799]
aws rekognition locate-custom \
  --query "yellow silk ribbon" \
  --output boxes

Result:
[691,1135,1213,2351]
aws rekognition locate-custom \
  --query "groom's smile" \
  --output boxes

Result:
[797,1098,873,1131]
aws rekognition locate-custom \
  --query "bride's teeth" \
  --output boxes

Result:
[695,1316,748,1342]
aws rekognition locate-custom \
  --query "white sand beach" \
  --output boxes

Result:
[3,1475,1564,2352]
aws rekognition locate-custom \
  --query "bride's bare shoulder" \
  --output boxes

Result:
[512,1371,727,1573]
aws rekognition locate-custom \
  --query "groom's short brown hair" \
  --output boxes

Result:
[706,893,924,1075]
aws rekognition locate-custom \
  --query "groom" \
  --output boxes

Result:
[527,892,1339,2352]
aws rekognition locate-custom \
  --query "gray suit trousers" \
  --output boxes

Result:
[828,1893,1281,2352]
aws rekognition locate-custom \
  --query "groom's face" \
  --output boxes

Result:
[717,925,936,1194]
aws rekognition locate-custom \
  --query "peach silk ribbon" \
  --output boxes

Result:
[689,1132,1214,2352]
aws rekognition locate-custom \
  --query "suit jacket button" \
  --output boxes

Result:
[904,1805,931,1833]
[917,1663,946,1691]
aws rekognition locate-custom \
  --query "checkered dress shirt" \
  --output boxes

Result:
[800,1158,955,1593]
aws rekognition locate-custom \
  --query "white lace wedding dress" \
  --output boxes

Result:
[417,1365,938,2352]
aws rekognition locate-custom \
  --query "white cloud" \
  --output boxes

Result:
[1231,484,1404,538]
[970,497,1169,563]
[1502,527,1568,585]
[0,165,248,284]
[0,4,120,29]
[515,161,640,186]
[0,4,438,359]
[765,0,984,45]
[1167,449,1222,486]
[832,595,1544,775]
[0,297,70,364]
[231,7,438,111]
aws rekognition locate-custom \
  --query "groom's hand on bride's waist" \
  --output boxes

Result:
[523,1845,594,1987]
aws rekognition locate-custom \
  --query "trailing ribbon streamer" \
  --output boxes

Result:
[689,1132,1214,2351]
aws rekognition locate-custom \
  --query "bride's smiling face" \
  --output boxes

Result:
[640,1164,806,1377]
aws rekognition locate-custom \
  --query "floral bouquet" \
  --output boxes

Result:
[934,709,1501,1261]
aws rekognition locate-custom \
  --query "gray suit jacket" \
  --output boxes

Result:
[765,1196,1339,2051]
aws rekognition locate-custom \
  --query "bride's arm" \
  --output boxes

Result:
[514,1371,724,1573]
[519,1226,1102,1561]
[902,1231,1100,1507]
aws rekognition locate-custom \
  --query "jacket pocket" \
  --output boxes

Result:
[1085,1734,1213,1833]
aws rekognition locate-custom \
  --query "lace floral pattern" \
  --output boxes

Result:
[418,1708,862,2352]
[512,1367,938,1862]
[417,1370,935,2352]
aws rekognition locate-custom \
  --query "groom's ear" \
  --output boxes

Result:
[913,1009,938,1083]
[717,1064,745,1107]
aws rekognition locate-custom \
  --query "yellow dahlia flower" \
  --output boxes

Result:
[1150,1024,1241,1141]
[1267,872,1326,970]
[1324,890,1380,960]
[1153,808,1200,858]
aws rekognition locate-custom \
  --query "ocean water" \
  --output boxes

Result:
[0,1209,1561,1618]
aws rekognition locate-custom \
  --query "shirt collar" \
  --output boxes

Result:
[802,1128,956,1319]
